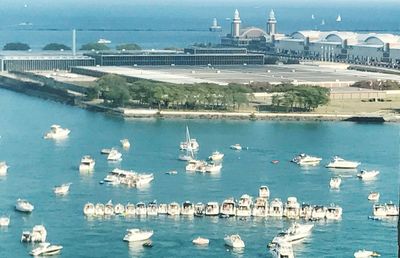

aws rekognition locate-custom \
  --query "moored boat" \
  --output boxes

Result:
[357,170,379,180]
[205,202,219,216]
[125,203,136,216]
[21,225,47,243]
[220,198,236,217]
[167,202,181,216]
[0,216,10,227]
[325,204,343,220]
[208,151,224,162]
[123,229,153,242]
[230,144,242,150]
[224,234,245,248]
[284,197,300,219]
[259,185,270,199]
[252,197,268,217]
[270,239,294,258]
[329,177,341,189]
[300,203,312,219]
[30,242,63,256]
[157,203,168,215]
[114,203,125,215]
[326,156,360,169]
[385,201,399,216]
[79,155,95,171]
[269,198,283,217]
[368,192,380,201]
[136,202,147,216]
[311,205,326,220]
[192,236,210,245]
[83,202,95,216]
[107,149,122,161]
[181,201,195,216]
[53,183,71,195]
[180,126,199,151]
[15,199,34,213]
[0,161,9,175]
[269,222,314,247]
[146,201,158,216]
[104,200,114,216]
[194,203,205,217]
[43,124,70,140]
[353,250,380,258]
[95,203,105,216]
[120,139,131,149]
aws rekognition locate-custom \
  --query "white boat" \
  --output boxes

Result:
[165,170,178,175]
[136,173,154,186]
[30,242,63,256]
[311,205,326,220]
[104,200,114,216]
[208,151,224,162]
[205,202,219,216]
[354,250,380,258]
[0,161,9,175]
[79,155,95,171]
[205,163,222,173]
[321,19,325,26]
[146,201,158,216]
[15,199,34,213]
[157,203,168,215]
[336,14,342,22]
[252,197,268,217]
[230,144,242,150]
[326,156,360,169]
[357,170,379,180]
[53,183,71,195]
[292,153,322,166]
[101,148,112,155]
[372,204,386,217]
[181,201,194,216]
[236,194,252,217]
[224,234,245,249]
[194,203,205,217]
[270,240,295,258]
[329,177,341,189]
[220,198,236,217]
[259,185,270,199]
[269,198,283,217]
[21,225,47,243]
[0,216,10,227]
[125,203,136,216]
[180,126,199,151]
[43,124,70,139]
[179,152,194,161]
[186,160,206,172]
[120,139,131,149]
[114,203,125,215]
[192,237,210,245]
[95,203,105,216]
[167,202,181,216]
[107,149,122,161]
[270,223,314,246]
[368,192,380,201]
[83,203,95,216]
[123,229,153,242]
[385,201,399,216]
[97,38,111,44]
[136,202,147,216]
[284,197,300,219]
[300,203,313,219]
[325,204,343,220]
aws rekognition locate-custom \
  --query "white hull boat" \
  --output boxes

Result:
[311,205,326,220]
[120,139,131,149]
[230,144,242,150]
[125,203,136,216]
[30,242,63,256]
[205,202,219,216]
[330,177,341,189]
[0,162,9,175]
[180,126,199,151]
[104,201,114,216]
[259,185,270,199]
[44,124,70,140]
[368,192,380,201]
[293,153,322,166]
[107,149,122,161]
[123,229,153,242]
[252,197,268,217]
[147,202,158,216]
[192,237,209,245]
[270,223,314,247]
[79,155,95,171]
[194,203,205,216]
[157,204,168,215]
[354,250,380,258]
[21,225,47,243]
[300,203,313,219]
[270,240,295,258]
[220,199,236,217]
[205,163,222,173]
[325,204,343,220]
[372,204,386,217]
[114,203,125,215]
[83,203,95,216]
[136,202,147,216]
[181,201,195,216]
[224,234,245,248]
[15,199,34,213]
[385,201,399,216]
[357,170,379,180]
[53,183,71,195]
[167,202,181,216]
[284,197,300,219]
[326,156,360,169]
[269,198,283,217]
[236,205,252,217]
[0,216,10,227]
[208,151,224,161]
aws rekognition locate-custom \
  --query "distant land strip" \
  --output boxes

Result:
[10,28,210,32]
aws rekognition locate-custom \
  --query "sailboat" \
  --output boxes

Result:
[179,143,195,161]
[179,126,199,152]
[336,14,342,22]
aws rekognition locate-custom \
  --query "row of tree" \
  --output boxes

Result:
[2,42,141,51]
[87,75,251,110]
[270,85,330,112]
[352,80,400,90]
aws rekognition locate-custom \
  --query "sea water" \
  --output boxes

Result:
[0,88,398,257]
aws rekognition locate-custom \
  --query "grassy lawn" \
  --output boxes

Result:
[313,98,400,114]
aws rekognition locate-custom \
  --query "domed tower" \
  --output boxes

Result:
[267,9,277,35]
[231,9,241,38]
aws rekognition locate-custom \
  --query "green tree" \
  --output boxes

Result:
[43,43,71,51]
[80,43,110,51]
[116,43,141,51]
[3,42,30,51]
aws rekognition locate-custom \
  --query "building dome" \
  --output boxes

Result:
[239,27,267,39]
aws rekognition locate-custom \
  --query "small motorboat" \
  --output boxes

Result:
[284,197,301,219]
[230,144,242,151]
[120,139,131,149]
[192,237,210,245]
[368,192,380,201]
[15,199,34,213]
[104,200,114,216]
[357,170,379,180]
[157,203,168,215]
[165,170,178,175]
[205,163,222,173]
[259,185,270,199]
[224,234,245,248]
[123,229,153,242]
[372,204,386,217]
[385,201,399,216]
[21,225,47,243]
[325,204,343,220]
[125,203,136,216]
[43,124,70,140]
[271,160,279,164]
[194,203,205,217]
[181,201,195,216]
[329,177,341,189]
[146,201,158,216]
[30,242,63,256]
[95,203,105,216]
[292,153,322,166]
[208,151,224,161]
[107,149,122,161]
[0,216,10,227]
[326,156,360,169]
[114,203,125,215]
[53,183,71,195]
[205,202,219,216]
[83,203,95,216]
[353,250,380,257]
[101,148,112,155]
[167,202,181,216]
[0,161,9,175]
[79,155,95,171]
[270,239,295,258]
[135,202,147,216]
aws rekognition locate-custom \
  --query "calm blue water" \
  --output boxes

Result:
[0,1,399,49]
[0,88,398,257]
